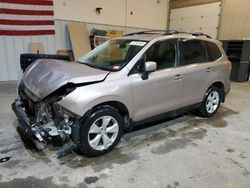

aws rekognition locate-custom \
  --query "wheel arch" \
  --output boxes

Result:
[81,100,132,132]
[92,101,130,119]
[210,81,225,102]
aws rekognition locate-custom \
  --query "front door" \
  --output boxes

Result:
[129,39,184,121]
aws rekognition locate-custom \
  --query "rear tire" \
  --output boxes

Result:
[196,86,221,117]
[78,106,124,157]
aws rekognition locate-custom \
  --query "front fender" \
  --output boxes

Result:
[58,79,133,118]
[83,95,131,116]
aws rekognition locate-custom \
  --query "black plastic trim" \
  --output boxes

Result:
[124,30,211,38]
[12,99,46,150]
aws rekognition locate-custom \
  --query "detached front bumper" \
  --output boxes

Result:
[12,99,46,150]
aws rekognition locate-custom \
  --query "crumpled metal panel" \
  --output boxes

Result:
[22,59,109,100]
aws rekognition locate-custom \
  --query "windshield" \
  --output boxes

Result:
[79,39,147,71]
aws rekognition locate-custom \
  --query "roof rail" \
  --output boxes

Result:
[124,30,168,36]
[191,32,212,38]
[164,31,212,38]
[125,30,212,38]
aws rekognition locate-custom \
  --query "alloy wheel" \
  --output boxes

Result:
[88,116,119,151]
[206,91,220,114]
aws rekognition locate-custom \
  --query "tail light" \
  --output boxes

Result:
[225,60,232,71]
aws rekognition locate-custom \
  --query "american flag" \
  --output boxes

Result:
[0,0,55,35]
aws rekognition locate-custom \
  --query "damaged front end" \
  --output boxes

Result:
[12,82,80,156]
[12,59,110,156]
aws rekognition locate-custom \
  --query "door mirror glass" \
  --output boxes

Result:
[145,61,157,72]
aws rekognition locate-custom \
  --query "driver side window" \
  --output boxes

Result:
[130,40,177,74]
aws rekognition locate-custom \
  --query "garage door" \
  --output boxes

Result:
[169,2,221,39]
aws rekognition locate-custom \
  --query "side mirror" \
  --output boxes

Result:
[145,61,157,72]
[141,61,157,80]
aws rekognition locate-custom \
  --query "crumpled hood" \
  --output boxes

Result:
[22,59,109,100]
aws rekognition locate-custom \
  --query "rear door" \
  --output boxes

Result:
[180,39,212,107]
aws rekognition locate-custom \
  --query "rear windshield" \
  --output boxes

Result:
[79,39,147,71]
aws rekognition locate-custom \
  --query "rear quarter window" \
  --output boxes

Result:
[204,41,222,61]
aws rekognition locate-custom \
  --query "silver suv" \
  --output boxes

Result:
[12,31,231,157]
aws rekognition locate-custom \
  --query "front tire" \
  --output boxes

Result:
[79,106,124,157]
[196,86,221,117]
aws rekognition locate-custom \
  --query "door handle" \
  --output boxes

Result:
[206,67,212,72]
[173,74,183,80]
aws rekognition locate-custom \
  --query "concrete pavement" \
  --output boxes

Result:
[0,81,249,188]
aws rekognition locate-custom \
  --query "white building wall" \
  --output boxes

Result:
[169,2,221,39]
[219,0,250,40]
[0,20,69,81]
[54,0,169,30]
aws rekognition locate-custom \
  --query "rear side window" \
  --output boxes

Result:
[204,41,222,61]
[181,40,207,65]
